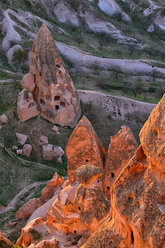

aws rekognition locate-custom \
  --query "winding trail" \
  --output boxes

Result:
[0,181,48,214]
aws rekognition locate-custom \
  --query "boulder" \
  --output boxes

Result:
[65,116,106,181]
[16,132,27,145]
[42,144,64,160]
[39,136,49,147]
[82,94,165,248]
[53,146,64,157]
[42,144,54,160]
[18,24,81,127]
[52,125,59,133]
[56,156,62,164]
[40,172,64,203]
[21,72,36,92]
[17,89,40,122]
[12,145,18,151]
[23,144,32,157]
[16,198,42,220]
[103,125,138,199]
[0,114,8,124]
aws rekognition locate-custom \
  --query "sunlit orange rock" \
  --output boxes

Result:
[40,172,64,203]
[81,94,165,248]
[16,165,109,247]
[66,116,106,181]
[18,24,81,127]
[103,125,138,199]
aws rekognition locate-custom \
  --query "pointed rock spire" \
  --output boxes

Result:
[139,94,165,173]
[103,125,138,199]
[65,116,106,181]
[18,24,81,127]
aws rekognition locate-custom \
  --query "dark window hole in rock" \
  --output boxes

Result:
[54,96,60,101]
[74,230,77,234]
[40,99,45,107]
[107,186,110,190]
[97,179,100,183]
[85,159,89,162]
[56,64,60,68]
[111,172,115,178]
[55,105,59,110]
[78,206,81,210]
[131,230,134,245]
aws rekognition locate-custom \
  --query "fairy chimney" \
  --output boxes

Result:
[65,116,106,181]
[18,24,81,127]
[103,126,138,199]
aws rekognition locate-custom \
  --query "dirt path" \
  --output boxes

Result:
[0,181,48,214]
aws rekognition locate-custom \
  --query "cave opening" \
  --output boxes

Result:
[55,105,59,110]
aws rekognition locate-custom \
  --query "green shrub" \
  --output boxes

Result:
[29,229,42,240]
[12,49,28,65]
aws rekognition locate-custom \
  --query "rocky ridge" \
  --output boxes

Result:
[12,94,165,248]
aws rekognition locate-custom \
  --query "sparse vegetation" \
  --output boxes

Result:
[29,229,42,240]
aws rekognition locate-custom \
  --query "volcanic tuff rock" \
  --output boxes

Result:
[82,94,165,248]
[16,164,109,247]
[40,172,64,203]
[16,198,42,220]
[16,132,27,145]
[23,144,32,157]
[65,116,106,181]
[0,231,13,248]
[103,125,138,199]
[17,89,40,122]
[18,24,81,127]
[0,114,8,124]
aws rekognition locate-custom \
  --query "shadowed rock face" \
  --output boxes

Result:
[65,116,106,181]
[18,24,81,127]
[81,94,165,248]
[103,125,138,199]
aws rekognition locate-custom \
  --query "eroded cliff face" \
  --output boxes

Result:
[17,24,81,127]
[82,94,165,248]
[16,165,109,248]
[103,125,138,199]
[15,95,165,248]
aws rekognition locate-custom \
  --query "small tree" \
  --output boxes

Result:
[12,49,28,65]
[131,81,144,97]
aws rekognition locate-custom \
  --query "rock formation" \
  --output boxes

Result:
[16,198,42,220]
[23,144,32,157]
[16,164,109,247]
[40,172,64,203]
[103,125,138,199]
[66,116,106,181]
[17,89,39,122]
[0,231,13,248]
[82,94,165,248]
[17,24,81,127]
